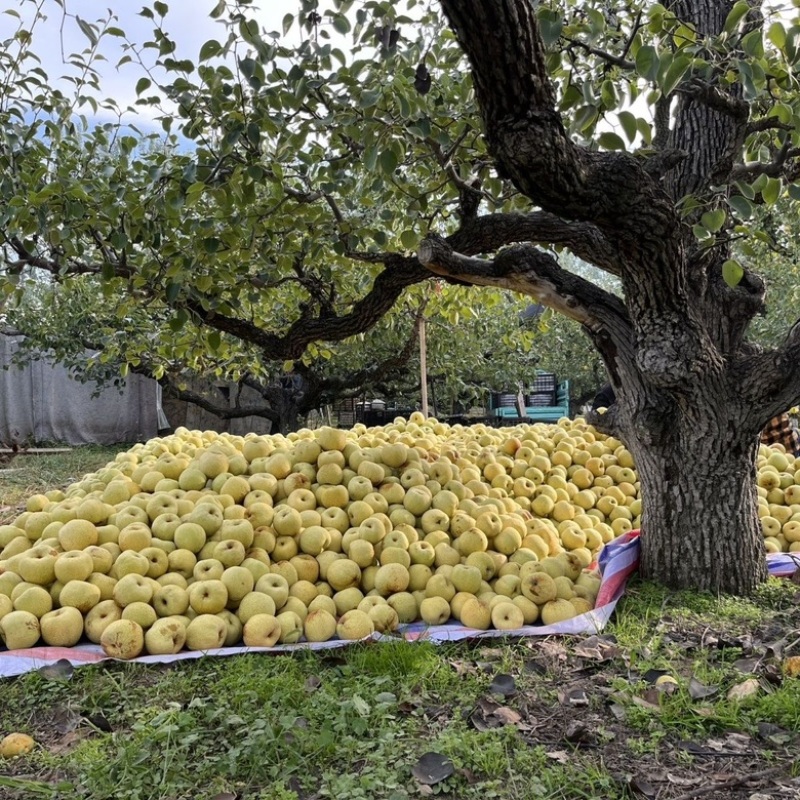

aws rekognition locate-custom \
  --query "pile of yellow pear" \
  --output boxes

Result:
[0,413,646,657]
[756,446,800,554]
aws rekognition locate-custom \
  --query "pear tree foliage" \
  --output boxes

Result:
[0,0,554,424]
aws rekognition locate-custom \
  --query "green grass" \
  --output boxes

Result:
[0,446,124,519]
[1,587,798,800]
[0,645,636,800]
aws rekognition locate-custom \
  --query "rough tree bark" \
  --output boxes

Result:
[422,0,800,593]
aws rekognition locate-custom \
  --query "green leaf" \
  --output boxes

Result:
[199,39,221,61]
[153,1,168,17]
[700,208,725,232]
[635,45,659,81]
[332,15,350,34]
[728,195,754,219]
[636,117,653,145]
[208,330,221,350]
[379,148,398,175]
[661,55,690,96]
[618,110,638,143]
[363,145,378,172]
[573,105,598,133]
[359,89,381,108]
[75,16,98,45]
[600,80,617,109]
[735,180,756,200]
[787,184,800,201]
[768,22,787,50]
[762,177,781,205]
[282,14,293,35]
[771,102,793,124]
[400,229,417,250]
[165,282,181,303]
[597,131,626,151]
[741,29,764,59]
[538,9,563,46]
[722,259,744,287]
[723,1,750,34]
[135,77,151,95]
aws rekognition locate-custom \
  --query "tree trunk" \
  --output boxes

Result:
[623,400,768,593]
[275,393,300,435]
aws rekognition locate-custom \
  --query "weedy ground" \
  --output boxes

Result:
[1,448,799,800]
[0,447,133,516]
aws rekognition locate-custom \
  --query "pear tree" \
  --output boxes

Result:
[0,0,539,432]
[421,0,800,593]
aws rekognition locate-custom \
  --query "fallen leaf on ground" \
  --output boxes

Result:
[732,656,763,674]
[488,673,516,696]
[688,676,719,700]
[565,720,594,744]
[728,678,760,702]
[573,635,621,661]
[412,752,454,786]
[49,729,91,756]
[38,660,74,682]
[561,688,589,707]
[628,775,657,799]
[782,656,800,677]
[642,668,671,684]
[756,722,794,745]
[492,706,522,726]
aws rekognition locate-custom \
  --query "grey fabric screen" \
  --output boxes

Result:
[0,336,159,446]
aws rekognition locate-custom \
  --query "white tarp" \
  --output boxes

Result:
[0,335,159,445]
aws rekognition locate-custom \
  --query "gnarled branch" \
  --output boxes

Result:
[417,233,631,336]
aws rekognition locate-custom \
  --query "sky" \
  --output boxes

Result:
[1,0,303,124]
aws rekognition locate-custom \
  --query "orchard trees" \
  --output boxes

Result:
[0,0,531,430]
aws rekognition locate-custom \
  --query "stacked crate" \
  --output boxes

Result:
[525,372,557,407]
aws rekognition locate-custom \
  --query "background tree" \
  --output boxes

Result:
[0,0,544,431]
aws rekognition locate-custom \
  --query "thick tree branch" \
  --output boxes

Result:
[729,143,800,182]
[418,233,631,336]
[439,0,683,269]
[563,37,635,70]
[159,377,279,423]
[745,117,792,136]
[742,323,800,418]
[653,95,672,151]
[450,211,621,275]
[2,233,133,278]
[183,255,430,361]
[676,78,749,122]
[298,317,421,407]
[637,149,689,181]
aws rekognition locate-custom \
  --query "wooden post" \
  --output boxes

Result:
[419,316,429,417]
